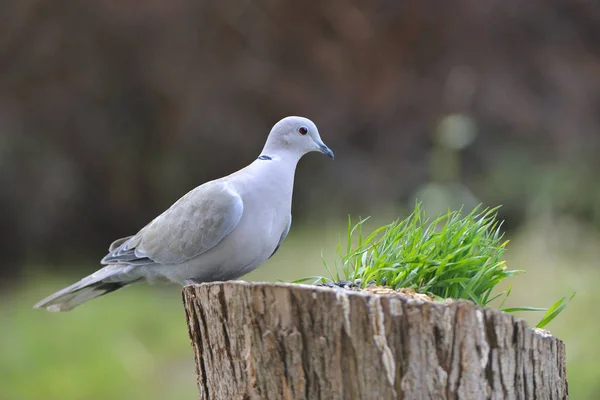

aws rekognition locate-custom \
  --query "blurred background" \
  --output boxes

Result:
[1,0,599,398]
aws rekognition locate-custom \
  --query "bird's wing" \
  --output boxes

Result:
[101,181,244,266]
[108,236,134,252]
[269,214,291,259]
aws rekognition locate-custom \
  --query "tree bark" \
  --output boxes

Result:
[182,281,568,400]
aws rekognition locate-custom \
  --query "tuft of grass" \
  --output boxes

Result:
[300,202,573,328]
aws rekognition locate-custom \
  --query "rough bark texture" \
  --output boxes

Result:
[183,282,568,400]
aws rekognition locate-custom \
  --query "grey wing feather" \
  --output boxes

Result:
[269,214,291,259]
[108,236,134,252]
[102,182,244,266]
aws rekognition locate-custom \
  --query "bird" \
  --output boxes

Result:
[34,116,334,312]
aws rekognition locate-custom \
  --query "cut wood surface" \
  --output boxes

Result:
[183,281,567,400]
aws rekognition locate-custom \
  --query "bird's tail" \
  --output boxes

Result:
[34,265,140,312]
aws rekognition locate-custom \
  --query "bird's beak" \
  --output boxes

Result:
[318,143,335,159]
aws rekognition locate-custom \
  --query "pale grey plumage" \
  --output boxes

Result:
[34,116,333,312]
[102,182,244,266]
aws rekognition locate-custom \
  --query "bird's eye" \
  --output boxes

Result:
[298,126,308,135]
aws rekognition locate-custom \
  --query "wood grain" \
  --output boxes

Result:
[183,282,567,400]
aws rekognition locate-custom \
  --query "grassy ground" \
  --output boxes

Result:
[0,281,195,400]
[1,219,598,399]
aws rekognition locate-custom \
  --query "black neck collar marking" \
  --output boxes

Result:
[258,155,272,161]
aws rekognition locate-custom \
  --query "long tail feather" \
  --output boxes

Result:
[34,266,139,312]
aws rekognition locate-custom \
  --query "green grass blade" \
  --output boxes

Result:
[535,292,576,328]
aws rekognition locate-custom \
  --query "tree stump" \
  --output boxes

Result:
[182,282,568,400]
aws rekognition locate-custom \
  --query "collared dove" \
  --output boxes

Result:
[35,116,334,312]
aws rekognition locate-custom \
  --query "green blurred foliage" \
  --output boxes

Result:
[0,281,196,400]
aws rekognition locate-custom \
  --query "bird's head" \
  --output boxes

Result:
[262,116,334,160]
